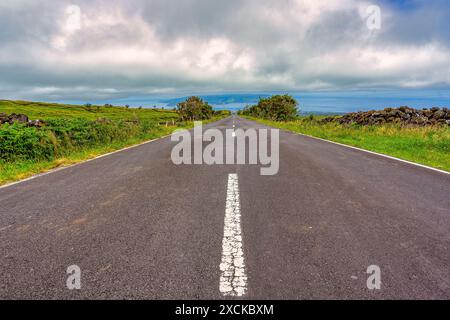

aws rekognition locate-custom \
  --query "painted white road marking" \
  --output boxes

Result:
[0,225,12,232]
[0,134,173,190]
[220,173,247,297]
[292,132,450,175]
[237,116,449,175]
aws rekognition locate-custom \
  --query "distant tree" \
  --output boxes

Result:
[125,105,130,109]
[176,96,214,121]
[84,103,93,111]
[214,110,232,117]
[241,95,299,121]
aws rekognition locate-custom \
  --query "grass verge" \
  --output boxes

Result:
[0,99,227,186]
[0,127,171,186]
[245,116,450,172]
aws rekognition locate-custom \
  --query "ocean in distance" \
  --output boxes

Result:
[59,89,450,115]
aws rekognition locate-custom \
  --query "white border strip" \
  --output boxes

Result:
[241,116,449,176]
[293,132,450,175]
[0,134,172,190]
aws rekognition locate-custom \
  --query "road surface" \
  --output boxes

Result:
[0,116,449,299]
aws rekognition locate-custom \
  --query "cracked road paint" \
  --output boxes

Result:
[219,173,247,297]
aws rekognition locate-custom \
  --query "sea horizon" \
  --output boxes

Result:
[23,88,450,115]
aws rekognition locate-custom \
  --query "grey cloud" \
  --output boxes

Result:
[0,0,449,102]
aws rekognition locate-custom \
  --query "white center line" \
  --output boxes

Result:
[219,173,247,297]
[0,225,12,232]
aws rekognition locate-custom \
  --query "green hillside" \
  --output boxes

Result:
[0,100,177,122]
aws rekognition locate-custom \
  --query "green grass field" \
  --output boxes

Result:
[0,100,223,185]
[0,100,178,122]
[246,116,450,172]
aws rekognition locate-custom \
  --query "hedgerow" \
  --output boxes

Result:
[0,118,159,162]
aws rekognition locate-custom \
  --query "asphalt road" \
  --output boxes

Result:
[0,116,449,299]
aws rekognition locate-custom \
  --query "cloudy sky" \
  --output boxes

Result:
[0,0,449,102]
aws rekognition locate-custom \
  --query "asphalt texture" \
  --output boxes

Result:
[0,116,449,299]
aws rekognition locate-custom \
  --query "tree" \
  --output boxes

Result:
[241,95,299,121]
[214,110,232,117]
[176,96,214,121]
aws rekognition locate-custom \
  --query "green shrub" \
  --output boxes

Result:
[215,110,232,117]
[0,118,160,162]
[0,123,54,161]
[241,95,299,121]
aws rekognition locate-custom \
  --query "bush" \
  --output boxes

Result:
[0,123,54,161]
[241,94,299,121]
[0,118,160,162]
[214,110,232,117]
[176,96,213,121]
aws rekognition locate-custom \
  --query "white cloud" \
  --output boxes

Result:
[0,0,449,100]
[52,5,82,50]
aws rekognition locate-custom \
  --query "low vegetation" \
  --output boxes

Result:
[247,115,450,172]
[214,110,233,117]
[0,118,166,163]
[0,99,227,185]
[0,100,178,122]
